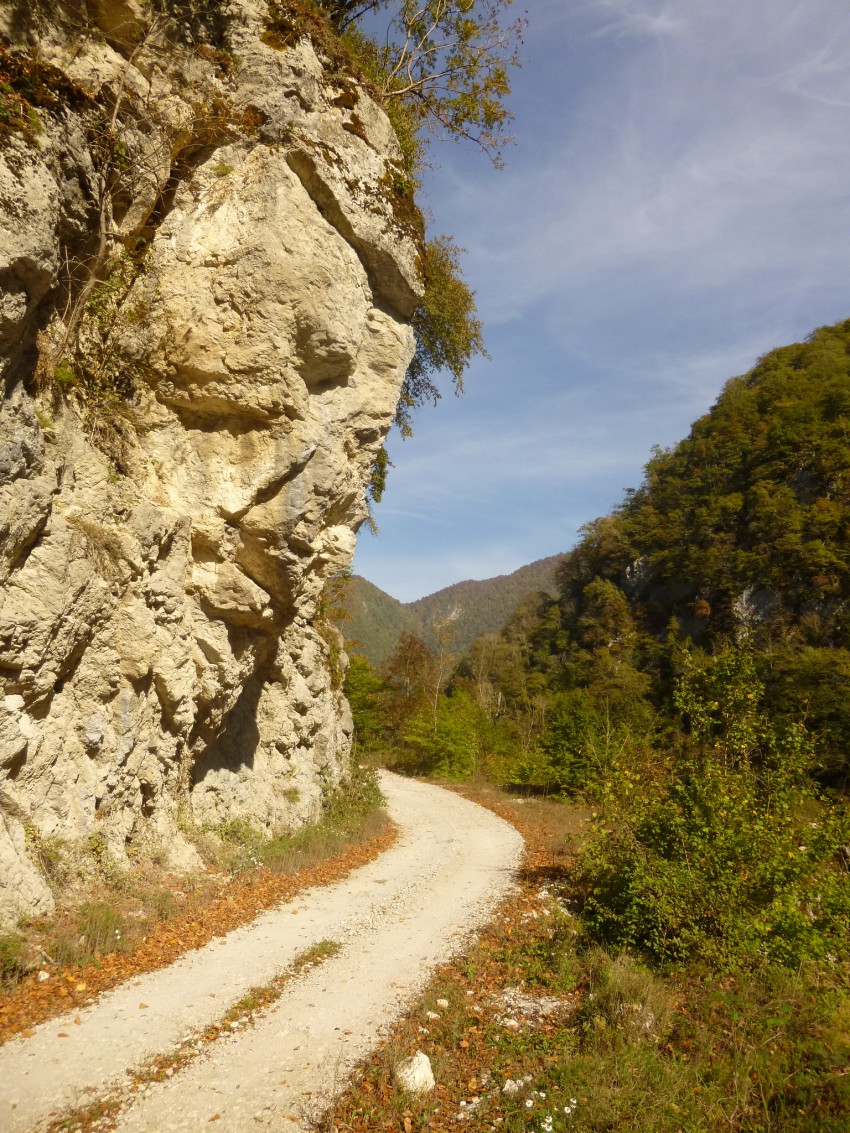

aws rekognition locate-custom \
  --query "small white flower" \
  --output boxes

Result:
[525,1099,534,1109]
[570,1098,577,1105]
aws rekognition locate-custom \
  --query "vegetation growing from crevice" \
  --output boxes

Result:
[46,250,158,458]
[0,44,93,146]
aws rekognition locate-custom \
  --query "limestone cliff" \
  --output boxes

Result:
[0,0,421,926]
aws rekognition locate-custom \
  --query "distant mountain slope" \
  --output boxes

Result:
[340,576,424,666]
[341,554,565,665]
[408,555,565,649]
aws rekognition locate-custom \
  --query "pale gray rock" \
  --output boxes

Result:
[0,811,54,924]
[0,141,59,376]
[395,1051,436,1094]
[0,0,421,926]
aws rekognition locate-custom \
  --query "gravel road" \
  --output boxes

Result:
[0,772,523,1132]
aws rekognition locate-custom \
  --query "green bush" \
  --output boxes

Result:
[0,934,27,986]
[573,646,850,969]
[400,690,482,779]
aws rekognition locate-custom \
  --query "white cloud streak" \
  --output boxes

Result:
[357,0,850,602]
[433,0,850,327]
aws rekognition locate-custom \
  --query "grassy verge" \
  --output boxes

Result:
[0,768,392,1042]
[330,785,850,1133]
[193,765,388,876]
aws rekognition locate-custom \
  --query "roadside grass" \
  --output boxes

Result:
[330,785,850,1133]
[196,765,388,876]
[0,768,392,1040]
[0,932,27,988]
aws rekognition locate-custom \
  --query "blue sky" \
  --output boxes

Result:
[353,0,850,603]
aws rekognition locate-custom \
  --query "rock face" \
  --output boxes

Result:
[0,1,420,926]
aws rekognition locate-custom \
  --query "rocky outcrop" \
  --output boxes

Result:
[0,0,420,926]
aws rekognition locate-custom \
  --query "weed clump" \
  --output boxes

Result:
[77,902,128,959]
[196,765,387,875]
[0,934,27,988]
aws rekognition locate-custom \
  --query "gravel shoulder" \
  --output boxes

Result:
[0,773,523,1133]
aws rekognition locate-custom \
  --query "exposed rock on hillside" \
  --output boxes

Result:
[0,0,420,926]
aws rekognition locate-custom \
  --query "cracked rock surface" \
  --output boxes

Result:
[0,0,421,926]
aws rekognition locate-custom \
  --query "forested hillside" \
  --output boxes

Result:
[340,577,425,665]
[340,554,563,663]
[348,319,850,978]
[408,554,564,647]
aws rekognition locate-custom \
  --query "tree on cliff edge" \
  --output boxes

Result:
[323,0,525,164]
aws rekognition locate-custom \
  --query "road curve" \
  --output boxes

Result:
[0,772,523,1132]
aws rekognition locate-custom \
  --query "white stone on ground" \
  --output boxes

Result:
[395,1051,436,1094]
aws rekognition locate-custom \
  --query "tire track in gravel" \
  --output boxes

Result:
[0,773,523,1132]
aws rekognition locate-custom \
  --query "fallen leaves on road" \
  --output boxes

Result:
[0,820,396,1045]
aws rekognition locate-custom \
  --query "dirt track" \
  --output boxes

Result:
[0,772,523,1132]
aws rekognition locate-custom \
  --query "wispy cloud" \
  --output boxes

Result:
[586,0,684,42]
[433,0,850,327]
[357,0,850,602]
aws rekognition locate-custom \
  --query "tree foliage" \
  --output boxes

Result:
[575,645,850,969]
[323,0,524,162]
[395,234,486,435]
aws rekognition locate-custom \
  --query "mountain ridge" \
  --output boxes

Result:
[341,554,566,664]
